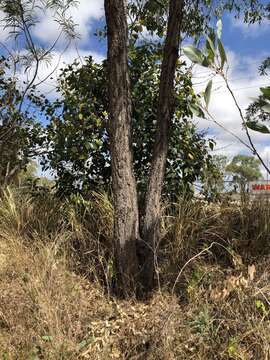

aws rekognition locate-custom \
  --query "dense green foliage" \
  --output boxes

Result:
[44,48,217,197]
[246,86,270,133]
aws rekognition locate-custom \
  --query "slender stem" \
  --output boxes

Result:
[18,4,40,113]
[204,108,253,152]
[34,39,71,88]
[223,74,270,175]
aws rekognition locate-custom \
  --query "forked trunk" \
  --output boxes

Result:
[105,0,140,296]
[141,0,185,290]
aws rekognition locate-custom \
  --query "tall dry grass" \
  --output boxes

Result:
[0,187,269,359]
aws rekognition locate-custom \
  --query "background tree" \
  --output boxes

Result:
[17,160,38,186]
[17,160,55,189]
[0,0,78,187]
[0,57,41,186]
[201,154,228,200]
[226,154,262,193]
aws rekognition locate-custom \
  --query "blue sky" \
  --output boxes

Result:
[0,0,269,173]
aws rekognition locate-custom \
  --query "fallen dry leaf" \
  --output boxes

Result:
[248,264,256,281]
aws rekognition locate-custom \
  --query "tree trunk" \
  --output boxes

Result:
[141,0,185,291]
[105,0,140,296]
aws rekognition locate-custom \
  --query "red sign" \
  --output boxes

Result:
[252,184,270,191]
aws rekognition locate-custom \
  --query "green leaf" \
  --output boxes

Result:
[201,56,211,68]
[208,28,216,48]
[217,19,222,39]
[42,335,53,342]
[206,36,215,54]
[246,121,270,134]
[217,39,227,69]
[260,87,270,100]
[78,340,88,349]
[189,103,205,118]
[262,103,270,114]
[255,299,267,315]
[204,80,213,109]
[183,45,203,64]
[206,36,215,63]
[228,337,237,357]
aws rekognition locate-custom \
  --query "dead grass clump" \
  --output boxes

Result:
[180,257,270,359]
[161,197,270,290]
[0,233,185,360]
[0,187,115,291]
[66,192,114,288]
[0,235,111,359]
[78,294,181,360]
[0,187,68,244]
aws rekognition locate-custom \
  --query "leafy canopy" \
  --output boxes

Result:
[226,155,262,185]
[43,47,217,197]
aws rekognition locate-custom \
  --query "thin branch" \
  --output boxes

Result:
[34,39,71,88]
[222,74,270,175]
[18,3,40,112]
[203,107,254,152]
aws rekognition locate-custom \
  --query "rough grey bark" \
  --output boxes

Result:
[105,0,140,296]
[141,0,185,290]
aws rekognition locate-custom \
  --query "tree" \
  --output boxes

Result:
[105,0,141,295]
[226,155,262,193]
[201,154,228,201]
[17,160,38,186]
[0,57,41,186]
[0,0,78,187]
[104,0,185,295]
[104,0,267,295]
[17,160,55,189]
[140,0,184,290]
[44,54,215,198]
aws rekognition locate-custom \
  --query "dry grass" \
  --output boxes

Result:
[0,234,112,359]
[0,188,270,359]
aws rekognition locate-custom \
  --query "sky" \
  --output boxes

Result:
[0,0,270,176]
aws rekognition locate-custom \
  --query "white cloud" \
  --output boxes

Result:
[0,0,105,60]
[0,10,12,43]
[229,16,269,38]
[0,1,105,98]
[33,0,104,45]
